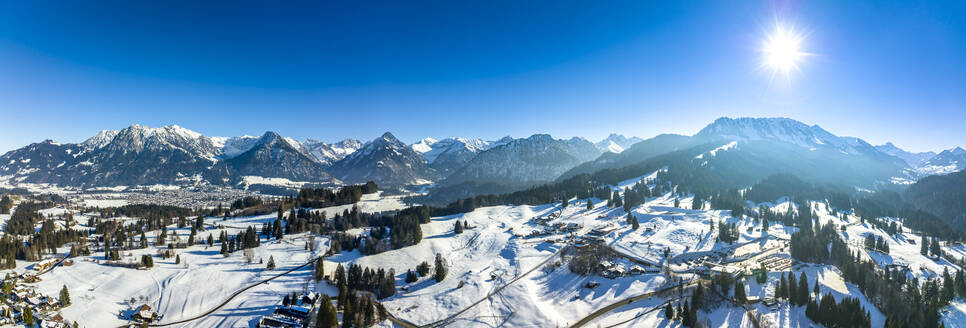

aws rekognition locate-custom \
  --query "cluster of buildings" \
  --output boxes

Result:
[130,304,160,323]
[597,261,657,279]
[757,254,792,272]
[257,292,320,328]
[0,280,69,327]
[69,188,255,209]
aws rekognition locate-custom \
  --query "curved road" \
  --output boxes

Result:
[568,279,705,328]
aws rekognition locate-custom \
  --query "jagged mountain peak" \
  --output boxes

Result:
[409,137,491,174]
[81,130,120,149]
[875,142,937,168]
[379,131,401,143]
[412,138,439,153]
[329,133,438,186]
[595,133,643,153]
[298,138,363,166]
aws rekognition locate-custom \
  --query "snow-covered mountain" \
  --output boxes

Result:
[694,117,887,156]
[329,132,439,186]
[100,124,223,161]
[595,134,643,153]
[563,117,909,188]
[435,134,600,193]
[917,147,966,176]
[0,124,345,189]
[875,142,937,168]
[872,142,965,178]
[411,137,491,175]
[0,118,955,194]
[80,130,120,150]
[213,135,261,159]
[301,138,363,166]
[220,131,334,186]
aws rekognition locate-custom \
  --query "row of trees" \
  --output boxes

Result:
[920,235,943,257]
[715,221,739,244]
[332,263,397,299]
[864,234,891,254]
[293,181,378,208]
[805,294,871,328]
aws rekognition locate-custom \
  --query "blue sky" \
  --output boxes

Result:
[1,1,964,153]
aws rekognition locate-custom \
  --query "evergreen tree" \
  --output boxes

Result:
[175,254,181,264]
[267,255,276,270]
[682,301,692,326]
[931,237,942,257]
[405,269,418,283]
[561,198,568,209]
[692,282,705,310]
[23,307,33,326]
[942,267,956,303]
[805,297,818,319]
[158,226,167,247]
[734,280,747,303]
[434,253,448,282]
[665,302,674,319]
[337,284,348,310]
[314,258,325,281]
[60,284,71,306]
[587,199,593,210]
[788,272,797,303]
[416,261,430,277]
[0,195,10,214]
[141,254,154,268]
[343,297,356,327]
[316,295,338,328]
[756,263,768,284]
[454,220,464,234]
[777,273,787,300]
[798,271,810,305]
[1,281,11,297]
[381,268,396,298]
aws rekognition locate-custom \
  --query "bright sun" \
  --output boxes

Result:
[762,24,808,79]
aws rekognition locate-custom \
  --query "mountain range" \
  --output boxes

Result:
[1,118,962,200]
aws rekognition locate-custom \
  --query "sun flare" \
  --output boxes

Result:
[762,24,808,79]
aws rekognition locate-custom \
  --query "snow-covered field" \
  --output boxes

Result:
[311,191,407,217]
[6,184,963,328]
[21,214,328,327]
[335,203,671,327]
